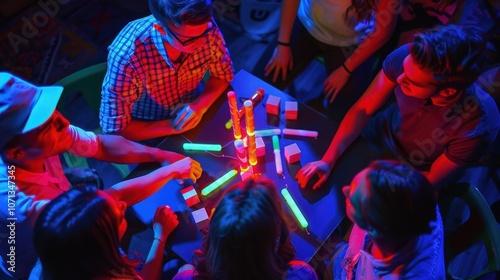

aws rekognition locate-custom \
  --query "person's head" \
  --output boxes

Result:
[397,25,486,102]
[0,72,70,162]
[34,186,136,280]
[149,0,214,53]
[343,160,436,240]
[195,178,295,280]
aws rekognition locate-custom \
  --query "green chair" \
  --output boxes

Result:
[55,62,130,179]
[439,183,500,280]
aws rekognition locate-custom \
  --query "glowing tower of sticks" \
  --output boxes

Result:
[227,91,242,139]
[234,139,250,173]
[244,100,257,166]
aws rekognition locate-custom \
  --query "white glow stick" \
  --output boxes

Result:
[282,128,318,138]
[272,135,283,175]
[255,129,281,137]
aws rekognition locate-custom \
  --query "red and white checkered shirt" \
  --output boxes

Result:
[100,15,234,133]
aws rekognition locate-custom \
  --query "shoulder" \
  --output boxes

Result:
[383,44,410,82]
[109,15,156,57]
[172,268,196,280]
[285,260,318,280]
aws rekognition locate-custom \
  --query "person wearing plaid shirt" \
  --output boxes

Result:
[100,0,235,141]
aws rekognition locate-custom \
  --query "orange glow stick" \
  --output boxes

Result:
[244,100,257,166]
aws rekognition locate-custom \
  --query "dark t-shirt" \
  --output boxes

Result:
[379,45,500,169]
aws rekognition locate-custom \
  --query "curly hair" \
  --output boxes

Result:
[192,178,296,280]
[34,186,140,280]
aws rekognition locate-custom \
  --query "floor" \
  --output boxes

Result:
[2,0,500,279]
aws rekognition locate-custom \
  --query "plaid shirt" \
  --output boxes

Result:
[100,15,234,133]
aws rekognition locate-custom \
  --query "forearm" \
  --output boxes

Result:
[344,0,399,71]
[140,239,166,280]
[322,107,371,165]
[189,77,229,113]
[93,134,182,164]
[104,166,176,205]
[115,119,178,141]
[278,0,300,43]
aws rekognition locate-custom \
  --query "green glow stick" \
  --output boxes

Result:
[281,188,308,228]
[202,169,238,196]
[183,143,222,152]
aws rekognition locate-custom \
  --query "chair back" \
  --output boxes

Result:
[439,183,500,280]
[55,62,107,116]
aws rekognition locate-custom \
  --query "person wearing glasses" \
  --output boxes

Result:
[296,24,500,191]
[100,0,235,141]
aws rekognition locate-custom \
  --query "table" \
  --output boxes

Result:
[130,70,379,263]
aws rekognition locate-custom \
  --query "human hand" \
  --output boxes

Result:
[323,66,351,103]
[264,46,293,83]
[167,157,202,182]
[153,205,179,242]
[296,160,333,190]
[170,103,205,132]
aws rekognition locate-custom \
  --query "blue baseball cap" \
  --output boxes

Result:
[0,72,63,149]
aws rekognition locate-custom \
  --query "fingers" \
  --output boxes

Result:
[312,176,326,190]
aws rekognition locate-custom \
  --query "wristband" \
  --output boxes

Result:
[342,63,352,75]
[154,237,166,243]
[277,40,291,47]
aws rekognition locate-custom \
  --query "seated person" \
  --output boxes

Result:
[173,178,318,280]
[254,0,400,121]
[330,160,445,279]
[100,0,235,141]
[31,186,177,280]
[296,24,500,190]
[0,72,202,279]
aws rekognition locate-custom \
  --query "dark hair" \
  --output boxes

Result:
[410,24,486,90]
[34,186,139,280]
[346,0,378,22]
[193,178,296,280]
[149,0,212,27]
[362,160,436,237]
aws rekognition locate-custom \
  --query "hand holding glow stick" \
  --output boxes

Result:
[272,135,283,175]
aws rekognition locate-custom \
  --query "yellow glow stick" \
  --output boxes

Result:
[202,169,238,196]
[281,188,308,228]
[227,91,242,139]
[244,100,257,166]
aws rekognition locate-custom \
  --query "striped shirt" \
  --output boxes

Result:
[100,15,234,133]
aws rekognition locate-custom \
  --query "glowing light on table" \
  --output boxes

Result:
[281,188,309,228]
[244,100,257,166]
[227,91,242,139]
[272,135,283,175]
[255,129,281,137]
[282,128,318,138]
[234,139,250,172]
[225,89,264,129]
[183,143,222,152]
[201,169,238,196]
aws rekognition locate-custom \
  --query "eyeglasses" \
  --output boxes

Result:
[163,19,216,46]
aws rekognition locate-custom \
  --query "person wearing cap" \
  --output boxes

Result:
[0,72,203,279]
[99,0,235,141]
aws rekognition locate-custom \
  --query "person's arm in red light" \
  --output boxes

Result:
[422,154,462,190]
[296,70,397,190]
[91,134,186,165]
